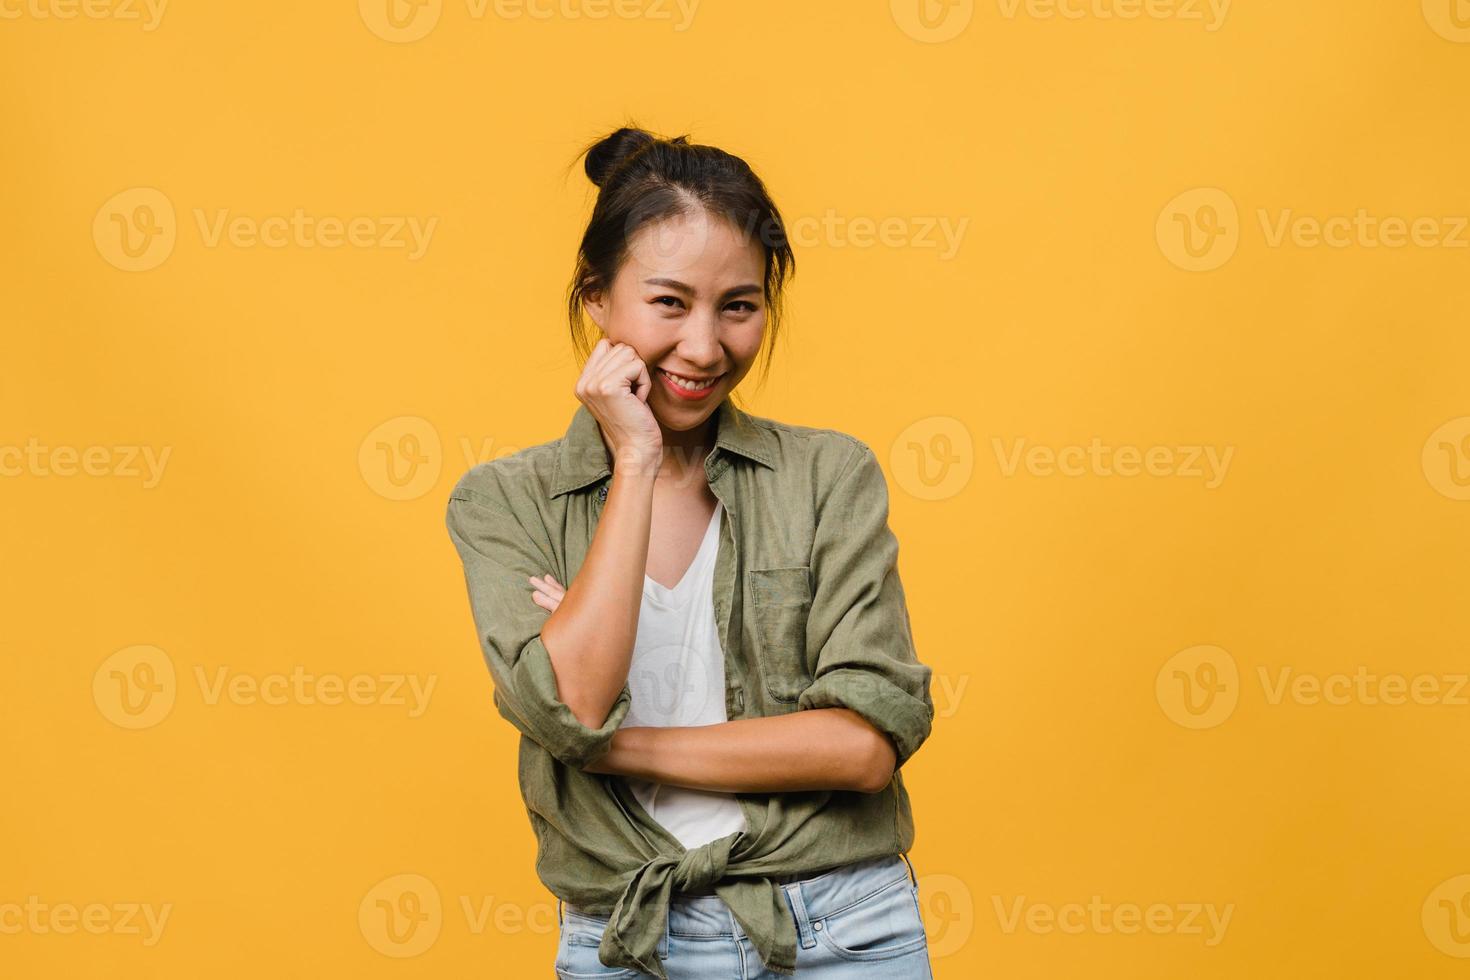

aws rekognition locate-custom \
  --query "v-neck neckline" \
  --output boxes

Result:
[642,502,722,609]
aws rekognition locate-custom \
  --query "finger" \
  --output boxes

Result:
[579,340,615,389]
[585,345,635,395]
[630,356,653,404]
[606,344,650,391]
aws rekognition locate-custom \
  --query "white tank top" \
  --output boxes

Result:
[621,500,748,849]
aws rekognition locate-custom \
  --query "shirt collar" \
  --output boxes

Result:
[550,397,777,498]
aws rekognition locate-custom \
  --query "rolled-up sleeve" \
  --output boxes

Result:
[797,441,934,769]
[445,472,631,768]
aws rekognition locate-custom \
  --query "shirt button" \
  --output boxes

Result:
[596,485,608,502]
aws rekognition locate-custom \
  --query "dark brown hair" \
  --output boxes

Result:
[565,123,796,393]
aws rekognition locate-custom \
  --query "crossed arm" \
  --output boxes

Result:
[582,708,897,795]
[533,468,896,796]
[448,453,925,795]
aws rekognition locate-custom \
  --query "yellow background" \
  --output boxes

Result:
[4,1,1470,976]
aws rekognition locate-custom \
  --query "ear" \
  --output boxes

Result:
[584,289,607,332]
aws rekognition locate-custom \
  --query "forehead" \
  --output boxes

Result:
[620,208,764,286]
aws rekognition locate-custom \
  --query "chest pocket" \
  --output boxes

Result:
[747,566,814,704]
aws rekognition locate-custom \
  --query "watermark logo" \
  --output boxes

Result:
[623,641,718,727]
[360,0,443,42]
[1163,651,1470,726]
[1163,191,1470,261]
[1157,188,1239,272]
[94,189,438,270]
[360,416,443,501]
[1424,875,1470,957]
[93,648,437,726]
[625,206,715,280]
[93,645,177,730]
[360,874,442,957]
[1423,416,1470,501]
[890,416,974,502]
[916,873,974,958]
[94,187,176,272]
[1156,644,1238,729]
[890,0,974,42]
[1423,0,1470,42]
[361,0,699,41]
[360,875,558,949]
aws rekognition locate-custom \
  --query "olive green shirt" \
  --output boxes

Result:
[444,397,934,978]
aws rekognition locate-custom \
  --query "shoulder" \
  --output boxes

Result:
[447,437,561,511]
[742,409,878,482]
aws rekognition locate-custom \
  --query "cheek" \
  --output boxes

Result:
[605,300,663,342]
[734,316,767,358]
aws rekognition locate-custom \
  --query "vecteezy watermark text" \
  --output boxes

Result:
[94,188,438,272]
[0,897,172,945]
[996,0,1230,31]
[992,895,1234,946]
[0,0,167,29]
[0,440,171,488]
[992,437,1234,489]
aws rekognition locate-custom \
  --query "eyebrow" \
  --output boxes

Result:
[642,278,763,299]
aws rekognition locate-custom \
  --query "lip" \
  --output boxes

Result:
[657,368,723,401]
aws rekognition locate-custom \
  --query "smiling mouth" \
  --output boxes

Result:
[658,368,723,391]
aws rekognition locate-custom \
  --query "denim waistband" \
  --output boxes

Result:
[564,852,916,941]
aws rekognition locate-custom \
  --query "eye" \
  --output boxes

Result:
[725,301,758,314]
[652,295,684,310]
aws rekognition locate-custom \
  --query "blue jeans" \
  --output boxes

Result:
[554,853,934,978]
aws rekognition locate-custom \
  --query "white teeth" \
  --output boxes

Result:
[663,370,718,391]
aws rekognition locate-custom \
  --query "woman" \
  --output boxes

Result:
[446,125,936,978]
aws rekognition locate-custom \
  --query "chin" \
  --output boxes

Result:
[657,408,716,432]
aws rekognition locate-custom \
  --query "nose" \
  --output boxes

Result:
[674,307,724,368]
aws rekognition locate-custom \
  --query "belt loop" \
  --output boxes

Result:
[900,851,918,888]
[783,882,818,950]
[658,898,670,960]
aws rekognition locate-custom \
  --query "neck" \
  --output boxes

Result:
[655,412,718,486]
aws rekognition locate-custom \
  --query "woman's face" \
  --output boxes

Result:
[584,207,767,432]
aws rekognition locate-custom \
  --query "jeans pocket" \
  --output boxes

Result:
[555,910,642,979]
[747,566,813,704]
[813,877,930,962]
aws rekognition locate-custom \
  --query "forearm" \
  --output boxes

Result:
[586,707,897,794]
[540,468,655,729]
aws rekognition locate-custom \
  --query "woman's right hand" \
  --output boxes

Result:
[575,338,663,476]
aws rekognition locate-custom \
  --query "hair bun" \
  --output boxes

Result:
[584,127,657,188]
